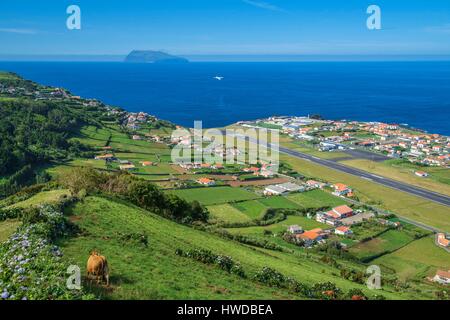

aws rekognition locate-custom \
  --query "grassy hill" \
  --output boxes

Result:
[57,195,431,300]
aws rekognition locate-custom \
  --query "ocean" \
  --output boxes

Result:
[0,61,449,135]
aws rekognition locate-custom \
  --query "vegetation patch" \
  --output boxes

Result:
[166,186,260,206]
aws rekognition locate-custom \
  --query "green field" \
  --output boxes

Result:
[166,186,260,206]
[0,219,20,242]
[372,236,450,281]
[207,204,252,224]
[7,190,70,209]
[287,189,348,210]
[349,230,415,262]
[232,200,269,220]
[257,196,299,210]
[59,196,422,299]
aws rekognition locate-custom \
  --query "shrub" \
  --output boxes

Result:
[175,248,246,278]
[0,205,92,300]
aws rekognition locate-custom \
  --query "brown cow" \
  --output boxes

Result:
[87,251,110,286]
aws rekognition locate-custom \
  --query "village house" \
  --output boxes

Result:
[437,233,450,248]
[306,180,325,189]
[335,226,353,236]
[140,161,154,167]
[196,178,216,186]
[132,135,143,141]
[432,270,450,285]
[316,205,355,226]
[296,228,326,247]
[332,183,352,197]
[243,167,260,174]
[287,225,303,235]
[119,164,136,171]
[415,171,428,177]
[95,154,115,161]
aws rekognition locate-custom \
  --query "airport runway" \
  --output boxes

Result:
[224,131,450,207]
[279,146,450,207]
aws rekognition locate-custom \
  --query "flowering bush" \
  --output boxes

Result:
[0,205,91,300]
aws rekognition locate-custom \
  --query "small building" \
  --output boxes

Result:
[94,154,115,160]
[264,182,304,196]
[197,178,216,186]
[335,226,353,236]
[296,228,326,247]
[141,161,154,167]
[132,135,143,140]
[332,183,352,196]
[243,167,260,174]
[326,205,354,219]
[306,180,325,189]
[316,212,341,226]
[287,225,303,235]
[119,164,136,171]
[415,171,428,177]
[432,270,450,285]
[264,185,287,196]
[437,233,450,248]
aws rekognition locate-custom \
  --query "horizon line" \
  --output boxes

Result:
[1,53,450,62]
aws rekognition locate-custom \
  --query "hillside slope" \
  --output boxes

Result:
[59,196,424,300]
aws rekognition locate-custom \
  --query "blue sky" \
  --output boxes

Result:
[0,0,449,55]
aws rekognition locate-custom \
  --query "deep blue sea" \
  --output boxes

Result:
[0,61,449,135]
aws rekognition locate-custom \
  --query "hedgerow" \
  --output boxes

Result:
[175,248,246,278]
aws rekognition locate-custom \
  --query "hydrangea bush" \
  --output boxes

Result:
[0,205,91,300]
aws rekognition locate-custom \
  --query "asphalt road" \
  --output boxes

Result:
[279,146,450,207]
[224,131,450,207]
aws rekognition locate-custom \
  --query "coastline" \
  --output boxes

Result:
[0,61,450,135]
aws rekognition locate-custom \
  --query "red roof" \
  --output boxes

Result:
[325,210,340,219]
[336,226,351,233]
[334,183,349,191]
[333,205,353,216]
[436,270,450,279]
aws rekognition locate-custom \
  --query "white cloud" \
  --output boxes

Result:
[0,28,37,35]
[242,0,286,12]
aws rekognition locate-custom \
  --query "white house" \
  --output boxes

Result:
[335,226,353,236]
[415,171,428,177]
[287,225,303,235]
[432,270,450,285]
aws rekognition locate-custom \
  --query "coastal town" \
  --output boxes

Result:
[239,116,450,168]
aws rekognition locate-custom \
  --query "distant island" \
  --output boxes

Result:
[124,50,189,63]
